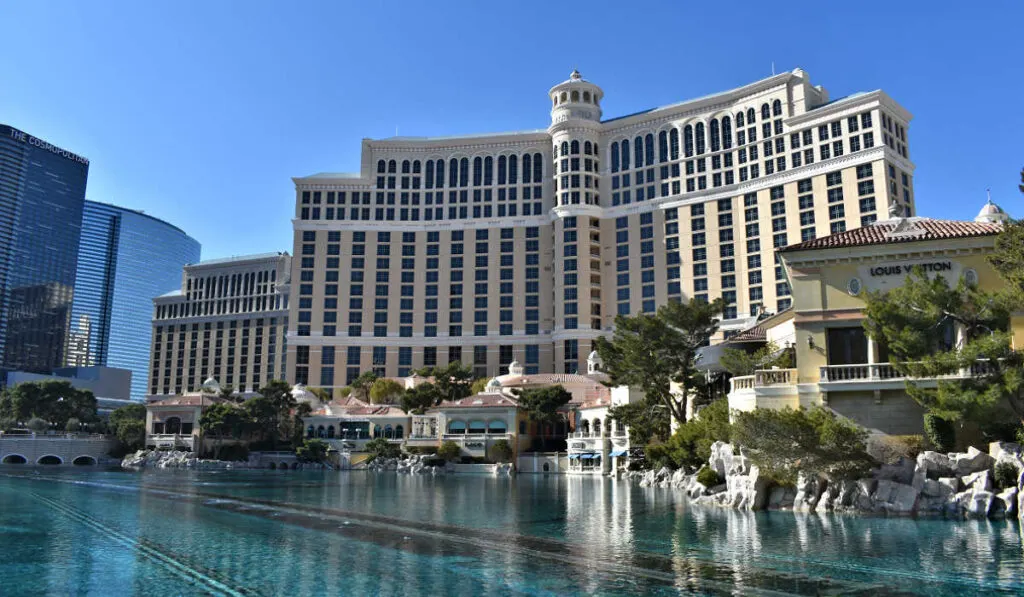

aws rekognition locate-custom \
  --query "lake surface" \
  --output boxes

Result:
[0,468,1022,596]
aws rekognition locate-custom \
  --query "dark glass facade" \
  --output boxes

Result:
[0,124,89,374]
[69,201,200,400]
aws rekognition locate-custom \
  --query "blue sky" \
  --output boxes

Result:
[1,1,1021,260]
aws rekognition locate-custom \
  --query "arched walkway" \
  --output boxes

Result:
[279,461,288,471]
[2,454,27,464]
[72,455,97,466]
[37,455,63,465]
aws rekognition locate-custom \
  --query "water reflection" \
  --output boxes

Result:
[1,469,1022,596]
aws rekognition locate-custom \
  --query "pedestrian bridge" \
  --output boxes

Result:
[0,433,116,466]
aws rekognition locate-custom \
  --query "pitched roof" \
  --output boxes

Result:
[148,394,231,407]
[433,393,520,409]
[780,218,1002,253]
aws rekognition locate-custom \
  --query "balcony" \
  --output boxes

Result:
[727,368,801,413]
[818,360,995,390]
[147,433,196,450]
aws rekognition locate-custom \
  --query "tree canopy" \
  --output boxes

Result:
[720,342,793,377]
[0,381,98,430]
[415,362,475,403]
[514,385,571,425]
[863,267,1024,434]
[596,298,723,427]
[369,378,404,404]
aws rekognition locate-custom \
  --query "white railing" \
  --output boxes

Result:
[730,375,755,392]
[442,433,512,441]
[819,360,996,383]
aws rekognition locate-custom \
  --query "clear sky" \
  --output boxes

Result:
[1,0,1021,260]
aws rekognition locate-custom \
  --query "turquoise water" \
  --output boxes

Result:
[1,470,1022,596]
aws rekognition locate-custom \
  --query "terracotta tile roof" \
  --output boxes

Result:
[433,393,520,409]
[781,218,1002,253]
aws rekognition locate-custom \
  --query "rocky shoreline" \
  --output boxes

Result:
[624,440,1024,519]
[365,454,515,476]
[121,449,250,470]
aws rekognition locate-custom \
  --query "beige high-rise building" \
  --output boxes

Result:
[287,69,915,389]
[148,253,291,398]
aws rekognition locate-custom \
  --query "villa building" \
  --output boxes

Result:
[287,68,916,387]
[144,378,233,452]
[301,352,641,468]
[725,198,1018,435]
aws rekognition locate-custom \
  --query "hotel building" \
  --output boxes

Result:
[287,69,916,388]
[147,253,290,398]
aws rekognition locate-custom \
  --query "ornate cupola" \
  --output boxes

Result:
[975,195,1009,224]
[549,69,604,127]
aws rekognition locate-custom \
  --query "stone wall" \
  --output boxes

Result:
[0,435,116,466]
[828,390,926,435]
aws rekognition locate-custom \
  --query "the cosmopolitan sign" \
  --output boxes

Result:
[868,261,953,277]
[4,125,89,166]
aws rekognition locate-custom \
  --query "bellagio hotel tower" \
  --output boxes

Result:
[287,68,914,389]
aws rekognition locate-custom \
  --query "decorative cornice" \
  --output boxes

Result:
[782,239,995,268]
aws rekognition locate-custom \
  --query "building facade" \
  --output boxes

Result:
[148,253,290,398]
[0,124,90,375]
[287,69,916,387]
[726,200,1016,435]
[69,200,201,400]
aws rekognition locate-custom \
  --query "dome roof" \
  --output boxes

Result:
[587,350,601,361]
[291,384,319,404]
[975,198,1009,223]
[201,377,220,393]
[508,360,520,368]
[486,378,502,391]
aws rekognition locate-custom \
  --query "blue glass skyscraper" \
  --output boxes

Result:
[0,124,90,374]
[69,201,200,400]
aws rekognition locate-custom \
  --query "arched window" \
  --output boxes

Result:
[317,425,325,438]
[377,160,386,173]
[327,425,335,439]
[747,108,755,123]
[435,159,445,188]
[508,154,518,183]
[468,420,487,434]
[459,158,469,187]
[448,158,458,187]
[580,419,590,434]
[683,125,694,157]
[487,420,507,434]
[384,424,394,439]
[621,139,630,170]
[401,160,410,174]
[722,116,733,150]
[561,141,569,157]
[710,119,720,152]
[571,90,579,102]
[560,91,567,103]
[425,161,434,189]
[593,419,602,435]
[633,136,643,169]
[669,128,679,160]
[388,160,396,173]
[483,156,493,185]
[736,111,745,127]
[583,91,591,102]
[395,425,404,439]
[447,420,466,434]
[532,153,542,182]
[761,103,770,120]
[522,154,532,183]
[497,156,507,184]
[306,425,314,438]
[610,143,620,173]
[584,141,592,155]
[644,133,654,166]
[472,157,483,186]
[658,131,668,163]
[695,123,706,154]
[412,160,421,174]
[772,99,782,116]
[373,424,382,437]
[570,140,579,155]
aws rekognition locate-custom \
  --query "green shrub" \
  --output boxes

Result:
[924,414,956,453]
[644,398,732,470]
[364,437,400,459]
[732,406,875,484]
[405,446,438,455]
[26,417,48,433]
[65,418,80,433]
[437,440,461,461]
[994,461,1019,490]
[490,439,513,463]
[696,466,723,487]
[295,439,327,462]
